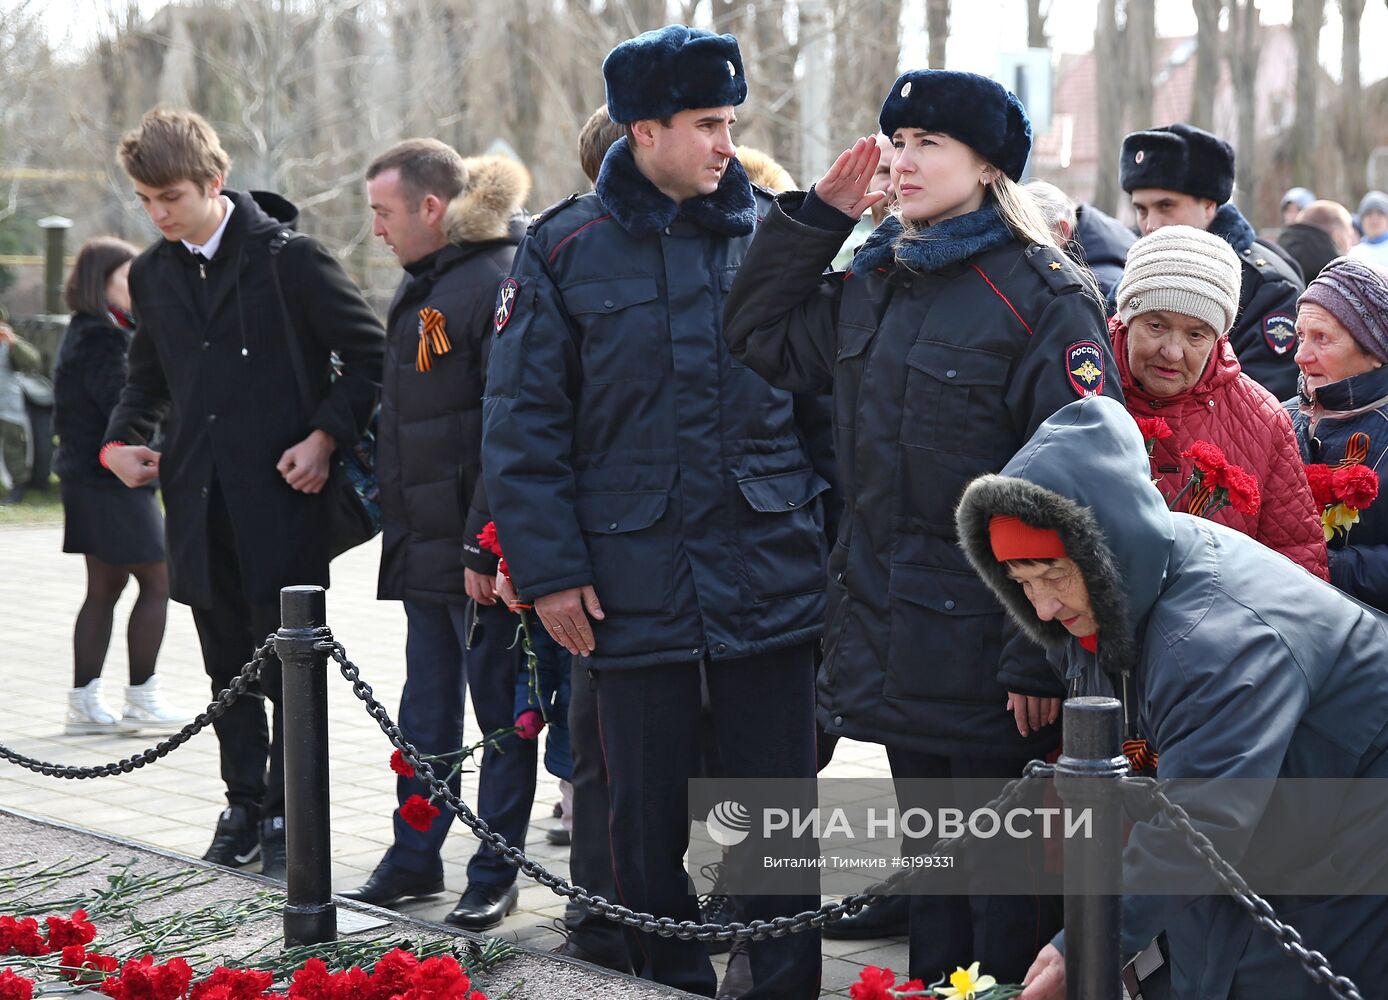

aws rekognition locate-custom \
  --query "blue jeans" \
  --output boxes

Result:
[385,600,537,887]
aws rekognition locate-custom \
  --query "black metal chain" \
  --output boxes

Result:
[326,638,1050,942]
[1125,777,1363,1000]
[0,641,269,780]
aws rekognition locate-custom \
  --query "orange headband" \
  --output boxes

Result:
[989,515,1067,562]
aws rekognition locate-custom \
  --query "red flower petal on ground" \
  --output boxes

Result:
[389,749,415,778]
[1305,464,1337,509]
[400,956,471,1000]
[467,992,487,1000]
[0,970,34,1000]
[288,959,332,1000]
[399,795,441,832]
[1182,440,1228,479]
[1,916,49,956]
[368,949,419,1000]
[849,965,898,1000]
[191,968,275,1000]
[1135,416,1173,441]
[1335,464,1380,510]
[46,908,97,948]
[476,522,503,559]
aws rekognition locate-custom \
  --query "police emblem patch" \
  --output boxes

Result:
[1263,313,1296,355]
[495,278,520,334]
[1066,341,1105,397]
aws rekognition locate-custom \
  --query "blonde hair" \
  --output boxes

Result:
[895,169,1103,305]
[117,107,231,191]
[736,146,797,193]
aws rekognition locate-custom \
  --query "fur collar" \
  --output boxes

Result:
[957,474,1140,677]
[851,203,1013,273]
[1208,202,1257,254]
[595,137,756,238]
[444,155,532,244]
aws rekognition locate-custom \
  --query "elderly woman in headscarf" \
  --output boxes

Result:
[1112,225,1327,577]
[1289,256,1388,608]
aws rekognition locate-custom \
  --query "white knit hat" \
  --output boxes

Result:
[1116,225,1243,335]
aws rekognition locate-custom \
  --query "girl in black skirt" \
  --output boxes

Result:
[54,237,190,735]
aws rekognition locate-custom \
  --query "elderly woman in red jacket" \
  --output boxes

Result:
[1112,225,1328,577]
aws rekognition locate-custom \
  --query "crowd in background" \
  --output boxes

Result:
[10,19,1388,1000]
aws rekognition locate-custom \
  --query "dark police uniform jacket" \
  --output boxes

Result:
[1210,203,1304,401]
[482,139,829,670]
[724,192,1122,756]
[105,189,384,608]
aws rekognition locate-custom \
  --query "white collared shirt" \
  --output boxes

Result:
[182,196,235,259]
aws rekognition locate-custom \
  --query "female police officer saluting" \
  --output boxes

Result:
[723,70,1121,983]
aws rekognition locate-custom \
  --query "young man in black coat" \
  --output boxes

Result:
[102,108,384,878]
[338,139,536,932]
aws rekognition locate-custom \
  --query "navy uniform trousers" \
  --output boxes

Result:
[385,599,537,887]
[595,641,822,999]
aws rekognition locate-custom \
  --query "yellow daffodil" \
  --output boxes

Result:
[1322,502,1361,542]
[937,962,996,999]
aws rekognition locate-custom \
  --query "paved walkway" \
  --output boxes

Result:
[0,524,909,996]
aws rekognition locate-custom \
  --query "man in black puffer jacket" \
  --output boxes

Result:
[339,140,538,932]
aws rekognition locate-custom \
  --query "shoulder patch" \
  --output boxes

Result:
[1262,313,1296,355]
[1066,340,1106,397]
[528,193,582,233]
[1024,245,1082,293]
[494,277,521,334]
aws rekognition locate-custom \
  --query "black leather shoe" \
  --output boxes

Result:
[259,816,287,882]
[338,862,445,907]
[821,893,909,940]
[202,805,260,868]
[444,883,518,931]
[550,937,632,974]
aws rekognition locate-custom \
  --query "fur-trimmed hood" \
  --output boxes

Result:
[444,155,532,245]
[955,396,1175,677]
[594,136,756,238]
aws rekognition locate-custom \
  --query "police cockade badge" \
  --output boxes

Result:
[1067,341,1106,397]
[727,60,736,78]
[495,278,520,334]
[1263,313,1296,356]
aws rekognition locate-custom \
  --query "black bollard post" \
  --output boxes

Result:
[275,585,337,946]
[1052,696,1126,1000]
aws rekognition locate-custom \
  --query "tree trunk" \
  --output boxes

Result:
[1026,0,1049,49]
[1093,0,1125,214]
[799,0,832,183]
[832,0,902,144]
[1125,0,1156,131]
[926,0,950,69]
[1290,0,1325,187]
[1228,0,1261,217]
[1338,0,1367,201]
[1190,0,1223,130]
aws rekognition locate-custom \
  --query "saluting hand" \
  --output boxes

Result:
[814,136,889,219]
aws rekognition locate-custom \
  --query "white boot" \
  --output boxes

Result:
[122,676,195,734]
[65,679,137,735]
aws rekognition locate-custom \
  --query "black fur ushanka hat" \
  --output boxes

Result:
[1119,123,1236,204]
[878,69,1033,181]
[602,24,747,125]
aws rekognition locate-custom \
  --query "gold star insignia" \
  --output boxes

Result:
[1048,261,1062,270]
[1071,360,1102,384]
[1255,258,1267,266]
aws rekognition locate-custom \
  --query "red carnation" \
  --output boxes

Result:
[1182,440,1228,478]
[0,916,48,956]
[1305,464,1337,509]
[849,966,898,1000]
[1221,465,1262,517]
[99,955,194,1000]
[389,749,415,778]
[191,968,276,1000]
[1135,416,1173,441]
[46,908,97,949]
[399,794,441,832]
[398,956,471,1000]
[0,970,33,1000]
[59,945,120,984]
[368,949,419,1000]
[476,522,510,578]
[1334,464,1380,511]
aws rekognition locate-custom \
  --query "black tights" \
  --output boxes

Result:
[72,555,169,688]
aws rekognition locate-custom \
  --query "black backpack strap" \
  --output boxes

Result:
[266,229,318,419]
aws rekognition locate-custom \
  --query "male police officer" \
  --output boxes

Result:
[1120,123,1304,399]
[482,24,825,999]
